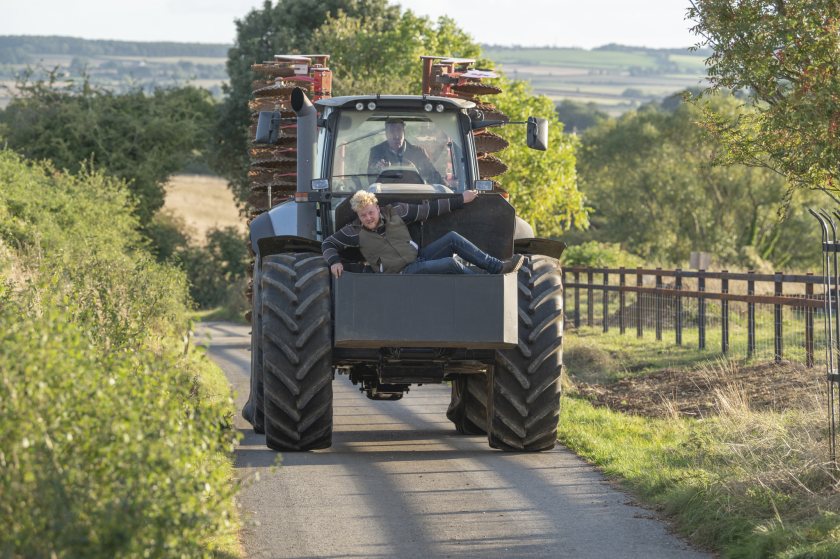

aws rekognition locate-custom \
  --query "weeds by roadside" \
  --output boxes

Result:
[561,332,840,557]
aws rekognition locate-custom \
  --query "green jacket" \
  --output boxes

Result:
[358,206,418,273]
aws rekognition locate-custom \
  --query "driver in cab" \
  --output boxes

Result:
[368,118,443,184]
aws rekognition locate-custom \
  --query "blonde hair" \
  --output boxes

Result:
[350,190,379,213]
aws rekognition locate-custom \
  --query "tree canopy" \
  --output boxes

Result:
[688,0,840,201]
[213,0,586,236]
[0,75,215,225]
[213,0,401,201]
[493,78,585,237]
[577,93,820,269]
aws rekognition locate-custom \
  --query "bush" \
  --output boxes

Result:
[562,241,645,268]
[0,151,237,557]
[179,226,249,309]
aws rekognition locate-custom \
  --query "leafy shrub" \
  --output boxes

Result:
[0,151,237,557]
[562,241,645,268]
[178,226,249,309]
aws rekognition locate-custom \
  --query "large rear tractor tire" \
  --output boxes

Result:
[446,374,489,435]
[261,253,333,451]
[489,255,563,451]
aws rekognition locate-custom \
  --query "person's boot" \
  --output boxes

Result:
[500,254,525,274]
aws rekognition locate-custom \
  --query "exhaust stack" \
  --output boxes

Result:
[291,87,318,240]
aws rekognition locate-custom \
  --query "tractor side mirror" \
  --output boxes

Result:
[526,117,548,151]
[255,110,281,144]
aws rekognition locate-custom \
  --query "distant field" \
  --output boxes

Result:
[0,36,711,117]
[484,45,709,116]
[484,47,659,70]
[163,174,245,243]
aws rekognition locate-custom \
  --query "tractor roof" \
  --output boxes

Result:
[315,95,475,110]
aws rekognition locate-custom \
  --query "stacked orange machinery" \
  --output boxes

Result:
[420,56,510,191]
[245,55,332,318]
[248,54,332,216]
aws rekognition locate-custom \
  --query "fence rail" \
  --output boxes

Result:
[562,266,821,367]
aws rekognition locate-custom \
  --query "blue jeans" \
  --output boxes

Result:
[402,231,503,274]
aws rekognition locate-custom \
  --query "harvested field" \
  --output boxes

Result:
[163,174,245,242]
[574,360,824,418]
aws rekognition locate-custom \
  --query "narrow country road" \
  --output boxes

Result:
[197,321,711,559]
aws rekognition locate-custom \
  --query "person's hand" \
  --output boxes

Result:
[374,159,389,171]
[331,263,344,278]
[462,190,479,204]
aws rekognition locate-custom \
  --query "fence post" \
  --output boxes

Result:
[775,272,783,363]
[574,270,581,328]
[562,269,567,328]
[675,269,683,346]
[806,273,815,368]
[587,269,594,327]
[747,271,755,359]
[603,271,610,333]
[636,268,643,338]
[655,268,663,341]
[698,271,706,350]
[619,268,626,335]
[721,270,729,354]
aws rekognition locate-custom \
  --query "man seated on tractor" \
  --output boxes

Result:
[323,190,525,277]
[367,119,443,184]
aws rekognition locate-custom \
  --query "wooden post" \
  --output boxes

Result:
[602,271,609,333]
[655,268,663,341]
[574,271,581,328]
[587,269,594,327]
[675,269,683,346]
[619,268,626,335]
[562,269,567,328]
[806,274,815,368]
[721,270,729,354]
[636,268,643,338]
[775,272,783,363]
[747,271,755,358]
[698,271,706,350]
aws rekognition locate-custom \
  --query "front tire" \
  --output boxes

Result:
[260,253,333,451]
[489,255,563,451]
[446,374,489,435]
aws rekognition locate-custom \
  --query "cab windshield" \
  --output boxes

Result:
[329,109,467,194]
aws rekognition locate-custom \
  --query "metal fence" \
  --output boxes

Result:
[811,209,840,464]
[562,266,824,367]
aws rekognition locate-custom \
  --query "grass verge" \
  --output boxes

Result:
[561,335,840,557]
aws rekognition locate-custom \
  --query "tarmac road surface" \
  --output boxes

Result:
[197,321,711,559]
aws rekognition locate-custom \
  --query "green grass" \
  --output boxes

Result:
[560,395,840,557]
[561,333,840,557]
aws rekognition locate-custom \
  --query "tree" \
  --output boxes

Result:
[687,0,840,201]
[213,1,586,234]
[0,74,216,224]
[213,0,400,203]
[311,12,481,96]
[555,99,608,134]
[577,93,821,269]
[493,78,586,237]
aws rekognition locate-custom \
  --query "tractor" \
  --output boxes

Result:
[242,55,565,452]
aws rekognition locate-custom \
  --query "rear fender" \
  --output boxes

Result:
[514,238,566,260]
[256,236,322,261]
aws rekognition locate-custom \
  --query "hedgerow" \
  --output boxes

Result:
[0,151,238,557]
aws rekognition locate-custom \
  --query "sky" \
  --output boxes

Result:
[1,0,698,49]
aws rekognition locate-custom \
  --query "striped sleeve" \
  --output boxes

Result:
[321,222,361,266]
[392,194,465,224]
